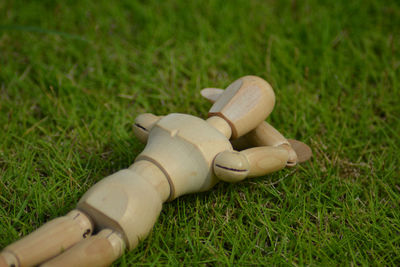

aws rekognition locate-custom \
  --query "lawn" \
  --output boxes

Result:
[0,0,399,265]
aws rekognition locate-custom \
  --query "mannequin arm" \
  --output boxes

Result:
[213,145,289,183]
[201,87,298,166]
[232,121,298,166]
[132,113,163,143]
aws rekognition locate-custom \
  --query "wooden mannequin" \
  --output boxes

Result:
[0,76,311,267]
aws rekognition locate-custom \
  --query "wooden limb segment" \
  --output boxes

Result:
[232,122,298,166]
[208,76,276,139]
[200,81,311,166]
[241,146,289,178]
[213,150,250,183]
[41,229,125,267]
[0,210,93,267]
[132,113,162,143]
[213,146,289,183]
[200,88,224,103]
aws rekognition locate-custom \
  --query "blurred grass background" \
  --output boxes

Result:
[0,0,399,265]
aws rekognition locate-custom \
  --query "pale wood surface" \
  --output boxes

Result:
[77,168,163,249]
[213,151,250,183]
[213,146,290,182]
[209,76,275,138]
[0,75,312,267]
[241,121,290,147]
[0,253,6,267]
[200,88,224,103]
[231,122,297,166]
[132,113,162,143]
[0,251,18,267]
[241,146,289,178]
[41,229,125,267]
[201,83,300,166]
[0,210,93,267]
[136,113,232,199]
[206,116,232,139]
[129,160,171,202]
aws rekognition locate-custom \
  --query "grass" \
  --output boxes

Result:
[0,0,399,265]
